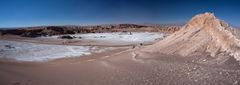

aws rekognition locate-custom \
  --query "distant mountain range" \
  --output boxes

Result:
[0,24,182,37]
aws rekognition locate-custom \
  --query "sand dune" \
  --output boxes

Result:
[143,12,240,62]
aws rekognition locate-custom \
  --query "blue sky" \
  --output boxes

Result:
[0,0,239,28]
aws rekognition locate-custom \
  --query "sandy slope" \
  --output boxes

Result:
[143,12,240,61]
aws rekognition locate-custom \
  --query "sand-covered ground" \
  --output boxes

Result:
[1,47,240,85]
[1,42,240,85]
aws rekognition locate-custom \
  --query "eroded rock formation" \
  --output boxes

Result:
[143,12,240,61]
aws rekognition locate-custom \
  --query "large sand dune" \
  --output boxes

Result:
[143,12,240,62]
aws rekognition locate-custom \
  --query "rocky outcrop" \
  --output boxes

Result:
[58,35,74,39]
[143,12,240,61]
[151,25,181,33]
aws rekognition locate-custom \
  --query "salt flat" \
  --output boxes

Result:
[0,40,114,62]
[0,32,164,62]
[41,32,165,44]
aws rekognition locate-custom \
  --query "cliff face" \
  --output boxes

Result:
[143,12,240,61]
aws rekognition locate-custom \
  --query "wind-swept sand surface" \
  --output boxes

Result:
[1,48,240,85]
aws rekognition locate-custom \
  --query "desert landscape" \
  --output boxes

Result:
[1,0,240,85]
[1,12,240,85]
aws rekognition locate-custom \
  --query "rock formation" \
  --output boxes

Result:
[143,12,240,61]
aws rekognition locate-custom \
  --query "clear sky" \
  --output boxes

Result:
[0,0,239,28]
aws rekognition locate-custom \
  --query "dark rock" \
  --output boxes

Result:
[59,35,74,39]
[5,45,15,49]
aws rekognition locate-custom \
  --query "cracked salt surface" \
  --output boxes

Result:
[0,40,110,62]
